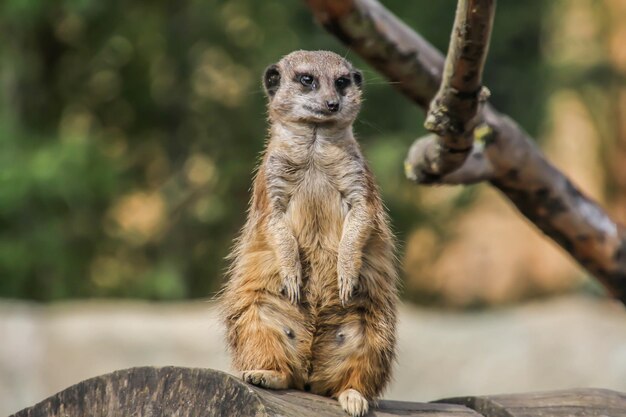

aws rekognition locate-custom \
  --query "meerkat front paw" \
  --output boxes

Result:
[337,252,362,306]
[337,255,360,306]
[338,389,369,417]
[281,263,302,304]
[242,370,289,390]
[338,271,359,306]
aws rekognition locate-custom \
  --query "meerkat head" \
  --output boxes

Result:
[262,50,363,128]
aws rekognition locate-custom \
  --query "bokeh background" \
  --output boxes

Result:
[2,0,626,415]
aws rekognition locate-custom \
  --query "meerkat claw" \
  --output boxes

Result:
[242,370,289,390]
[243,370,266,386]
[338,389,369,417]
[282,274,301,304]
[338,273,358,306]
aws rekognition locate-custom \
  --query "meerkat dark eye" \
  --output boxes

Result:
[335,76,351,92]
[298,74,314,87]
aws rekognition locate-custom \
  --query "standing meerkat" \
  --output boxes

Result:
[220,50,398,417]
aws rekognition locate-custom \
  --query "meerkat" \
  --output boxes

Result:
[220,50,398,417]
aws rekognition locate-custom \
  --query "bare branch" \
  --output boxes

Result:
[305,0,626,304]
[406,125,496,186]
[413,0,495,180]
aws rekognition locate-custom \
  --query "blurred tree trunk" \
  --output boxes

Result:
[603,0,626,224]
[549,0,626,224]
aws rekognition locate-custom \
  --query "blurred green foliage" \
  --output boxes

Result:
[0,0,547,301]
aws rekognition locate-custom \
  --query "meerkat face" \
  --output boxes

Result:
[263,50,363,128]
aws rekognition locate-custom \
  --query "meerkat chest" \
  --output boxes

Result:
[287,170,345,249]
[284,147,354,250]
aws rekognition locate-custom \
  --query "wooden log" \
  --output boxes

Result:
[9,366,480,417]
[438,388,626,417]
[10,367,626,417]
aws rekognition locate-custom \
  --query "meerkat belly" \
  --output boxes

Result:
[285,168,346,254]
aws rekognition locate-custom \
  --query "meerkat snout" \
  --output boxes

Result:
[262,50,363,126]
[326,99,340,113]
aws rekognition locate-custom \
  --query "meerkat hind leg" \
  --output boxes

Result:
[242,369,290,390]
[338,388,369,417]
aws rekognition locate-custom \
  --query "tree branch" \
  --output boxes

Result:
[305,0,626,304]
[406,127,496,185]
[413,0,495,181]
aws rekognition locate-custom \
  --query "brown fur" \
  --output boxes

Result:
[220,50,398,417]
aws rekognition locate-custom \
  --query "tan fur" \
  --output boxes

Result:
[220,50,398,417]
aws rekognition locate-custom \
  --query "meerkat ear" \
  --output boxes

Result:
[352,69,363,89]
[263,64,281,97]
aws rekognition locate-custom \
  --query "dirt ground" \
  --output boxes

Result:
[2,295,626,416]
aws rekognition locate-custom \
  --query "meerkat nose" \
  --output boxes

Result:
[326,100,340,113]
